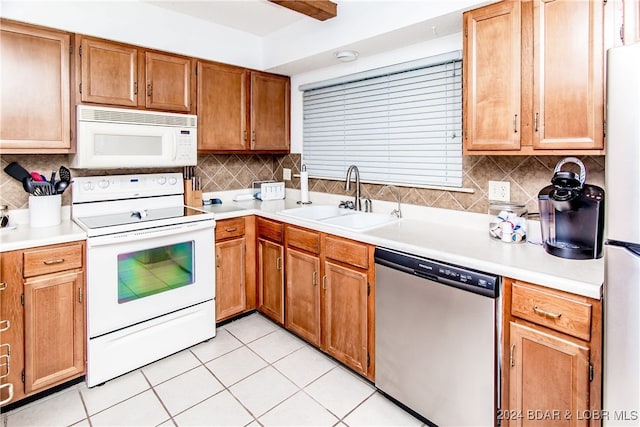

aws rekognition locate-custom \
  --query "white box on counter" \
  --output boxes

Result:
[253,181,285,200]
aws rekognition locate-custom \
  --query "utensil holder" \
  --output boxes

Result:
[184,180,202,207]
[29,194,61,228]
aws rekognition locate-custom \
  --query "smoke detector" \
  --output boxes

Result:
[334,50,359,62]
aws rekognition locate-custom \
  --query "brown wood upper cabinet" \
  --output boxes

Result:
[197,61,290,153]
[463,0,605,155]
[76,35,193,113]
[0,19,72,153]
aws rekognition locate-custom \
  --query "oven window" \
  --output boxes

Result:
[117,241,194,303]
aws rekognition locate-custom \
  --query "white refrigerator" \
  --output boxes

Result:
[604,42,640,426]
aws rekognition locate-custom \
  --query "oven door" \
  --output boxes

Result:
[86,220,214,338]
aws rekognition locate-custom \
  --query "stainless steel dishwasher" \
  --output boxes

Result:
[375,247,500,427]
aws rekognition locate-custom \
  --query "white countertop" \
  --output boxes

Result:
[1,190,604,299]
[202,190,603,299]
[0,218,87,252]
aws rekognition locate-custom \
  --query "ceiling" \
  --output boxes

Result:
[144,0,488,75]
[146,0,311,37]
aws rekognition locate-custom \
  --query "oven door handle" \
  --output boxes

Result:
[87,220,214,247]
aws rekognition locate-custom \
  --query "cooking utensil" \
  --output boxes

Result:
[4,162,31,182]
[58,165,71,183]
[55,179,70,195]
[31,172,44,181]
[31,181,55,196]
[23,176,35,194]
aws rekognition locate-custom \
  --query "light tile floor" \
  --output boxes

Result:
[1,313,425,427]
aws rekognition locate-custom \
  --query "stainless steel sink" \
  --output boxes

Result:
[278,205,400,232]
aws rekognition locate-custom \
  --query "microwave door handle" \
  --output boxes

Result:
[172,134,178,160]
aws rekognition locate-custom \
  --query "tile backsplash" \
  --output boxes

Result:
[1,153,605,215]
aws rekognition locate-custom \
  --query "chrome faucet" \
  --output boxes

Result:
[344,165,362,211]
[381,185,402,218]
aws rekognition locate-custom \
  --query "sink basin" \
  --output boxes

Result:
[278,205,400,231]
[321,212,400,231]
[279,205,353,221]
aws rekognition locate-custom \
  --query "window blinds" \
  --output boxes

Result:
[302,53,463,188]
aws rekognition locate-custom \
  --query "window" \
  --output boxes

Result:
[301,51,462,188]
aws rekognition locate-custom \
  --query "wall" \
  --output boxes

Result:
[0,151,605,215]
[277,154,605,215]
[0,0,263,69]
[0,3,606,214]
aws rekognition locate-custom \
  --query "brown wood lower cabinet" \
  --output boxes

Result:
[283,224,375,380]
[257,217,285,325]
[0,241,85,407]
[216,239,246,321]
[323,260,369,375]
[285,248,321,346]
[215,217,256,322]
[502,278,601,427]
[24,271,85,393]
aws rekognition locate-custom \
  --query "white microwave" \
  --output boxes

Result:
[70,105,197,169]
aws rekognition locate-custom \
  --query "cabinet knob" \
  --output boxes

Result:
[0,320,9,333]
[509,343,515,367]
[43,258,64,265]
[533,305,562,319]
[147,83,153,97]
[0,282,7,291]
[513,114,518,133]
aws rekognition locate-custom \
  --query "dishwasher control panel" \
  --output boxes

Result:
[374,247,499,298]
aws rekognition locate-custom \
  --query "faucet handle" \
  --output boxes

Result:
[360,197,372,212]
[339,200,355,210]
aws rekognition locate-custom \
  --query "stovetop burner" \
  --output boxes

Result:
[75,205,208,230]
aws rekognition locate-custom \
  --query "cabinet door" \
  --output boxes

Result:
[258,239,284,324]
[463,1,521,152]
[509,322,590,427]
[0,20,71,152]
[250,72,290,152]
[80,37,138,107]
[24,271,85,394]
[145,52,192,112]
[215,238,246,322]
[532,0,604,150]
[0,251,24,406]
[197,61,248,151]
[323,261,368,375]
[285,249,321,346]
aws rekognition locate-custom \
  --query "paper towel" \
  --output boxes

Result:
[300,170,310,203]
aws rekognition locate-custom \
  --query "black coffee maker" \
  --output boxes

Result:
[538,157,605,259]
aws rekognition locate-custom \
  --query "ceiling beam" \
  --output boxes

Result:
[268,0,337,21]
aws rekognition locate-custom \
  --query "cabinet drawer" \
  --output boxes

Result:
[324,235,369,269]
[511,282,592,341]
[215,218,245,241]
[286,225,320,254]
[257,217,283,243]
[23,243,83,278]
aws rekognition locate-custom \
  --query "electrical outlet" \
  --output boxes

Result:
[283,168,292,181]
[488,180,510,202]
